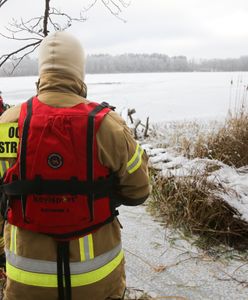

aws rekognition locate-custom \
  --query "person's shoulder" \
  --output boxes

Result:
[0,104,21,123]
[103,110,126,128]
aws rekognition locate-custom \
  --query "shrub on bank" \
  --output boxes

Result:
[150,167,248,250]
[188,111,248,167]
[149,110,248,250]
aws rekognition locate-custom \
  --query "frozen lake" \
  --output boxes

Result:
[1,72,248,122]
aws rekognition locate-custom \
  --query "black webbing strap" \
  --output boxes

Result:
[57,241,71,300]
[2,175,114,196]
[50,213,117,240]
[57,242,64,300]
[87,102,110,221]
[19,98,33,221]
[64,242,71,300]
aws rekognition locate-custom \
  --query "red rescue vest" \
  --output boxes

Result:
[2,97,117,240]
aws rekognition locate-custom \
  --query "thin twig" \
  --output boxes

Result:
[0,0,8,8]
[0,32,40,41]
[10,43,40,74]
[216,269,248,286]
[82,0,98,12]
[101,0,127,22]
[0,40,41,68]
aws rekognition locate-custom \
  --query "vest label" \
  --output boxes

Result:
[0,123,19,158]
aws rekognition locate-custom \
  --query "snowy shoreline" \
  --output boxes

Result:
[143,143,248,225]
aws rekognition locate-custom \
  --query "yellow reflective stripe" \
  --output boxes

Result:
[129,148,144,174]
[0,160,9,177]
[10,225,13,253]
[127,144,139,168]
[6,249,124,287]
[79,237,86,262]
[88,234,94,260]
[0,123,19,158]
[10,225,17,254]
[127,143,144,174]
[14,226,17,254]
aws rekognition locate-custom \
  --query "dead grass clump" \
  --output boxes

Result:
[193,112,248,167]
[149,168,248,250]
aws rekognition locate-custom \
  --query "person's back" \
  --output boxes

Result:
[0,32,150,300]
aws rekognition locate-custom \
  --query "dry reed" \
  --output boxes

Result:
[148,98,248,250]
[149,167,248,250]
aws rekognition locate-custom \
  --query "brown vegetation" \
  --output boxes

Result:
[192,111,248,167]
[149,167,248,250]
[149,107,248,250]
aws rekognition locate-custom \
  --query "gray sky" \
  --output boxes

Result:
[1,0,248,59]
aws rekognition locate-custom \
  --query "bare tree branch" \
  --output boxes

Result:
[43,0,50,36]
[10,43,40,74]
[83,0,98,12]
[0,32,41,41]
[49,7,86,30]
[0,40,41,67]
[118,0,131,8]
[0,0,8,8]
[0,0,130,73]
[100,0,129,22]
[6,18,45,37]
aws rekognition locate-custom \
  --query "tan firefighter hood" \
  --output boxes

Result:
[37,31,87,103]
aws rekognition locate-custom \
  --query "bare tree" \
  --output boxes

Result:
[0,0,130,73]
[0,0,8,8]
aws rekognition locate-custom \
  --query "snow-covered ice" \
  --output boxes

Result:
[120,205,248,300]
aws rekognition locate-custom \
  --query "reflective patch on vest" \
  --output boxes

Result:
[47,153,63,169]
[0,123,19,158]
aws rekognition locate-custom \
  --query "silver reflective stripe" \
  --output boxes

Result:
[79,234,94,261]
[84,235,91,261]
[6,243,122,275]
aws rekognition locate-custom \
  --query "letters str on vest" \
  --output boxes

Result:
[0,123,19,158]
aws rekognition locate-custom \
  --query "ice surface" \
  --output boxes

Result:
[1,72,248,122]
[120,205,248,300]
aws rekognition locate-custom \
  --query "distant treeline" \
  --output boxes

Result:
[1,54,248,76]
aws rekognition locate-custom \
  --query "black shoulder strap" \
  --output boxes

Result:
[87,102,110,221]
[19,97,33,221]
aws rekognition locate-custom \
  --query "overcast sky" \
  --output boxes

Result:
[1,0,248,59]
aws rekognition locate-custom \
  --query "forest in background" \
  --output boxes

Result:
[1,53,248,77]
